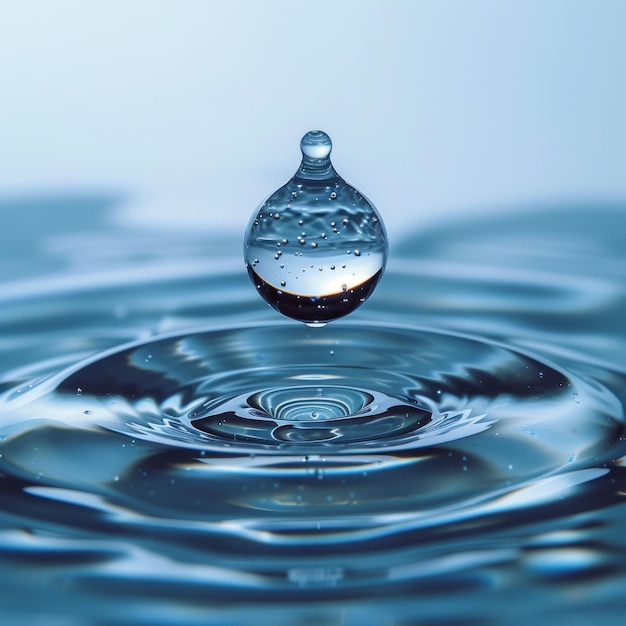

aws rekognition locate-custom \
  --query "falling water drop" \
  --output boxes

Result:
[243,130,388,326]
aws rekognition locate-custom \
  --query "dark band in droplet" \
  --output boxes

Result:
[246,267,383,324]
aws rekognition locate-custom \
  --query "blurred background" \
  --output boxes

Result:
[1,0,625,240]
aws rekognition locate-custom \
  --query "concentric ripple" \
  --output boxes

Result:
[0,323,622,536]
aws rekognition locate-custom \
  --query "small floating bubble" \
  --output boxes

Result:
[243,130,388,325]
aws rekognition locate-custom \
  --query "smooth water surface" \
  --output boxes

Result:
[1,196,625,625]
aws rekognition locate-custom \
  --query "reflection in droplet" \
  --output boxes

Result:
[244,131,388,326]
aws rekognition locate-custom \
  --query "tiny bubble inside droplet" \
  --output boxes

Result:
[274,213,280,220]
[311,242,317,248]
[354,250,361,256]
[298,219,303,225]
[330,192,337,199]
[281,281,286,286]
[342,218,349,225]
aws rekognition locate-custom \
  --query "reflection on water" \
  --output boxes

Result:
[0,195,625,625]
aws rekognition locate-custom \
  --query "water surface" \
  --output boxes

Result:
[1,196,625,625]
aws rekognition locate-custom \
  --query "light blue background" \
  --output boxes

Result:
[1,1,625,237]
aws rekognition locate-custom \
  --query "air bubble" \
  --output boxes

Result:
[243,130,388,325]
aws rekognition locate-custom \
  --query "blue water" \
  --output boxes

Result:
[1,195,625,625]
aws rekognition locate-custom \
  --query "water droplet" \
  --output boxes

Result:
[244,131,388,325]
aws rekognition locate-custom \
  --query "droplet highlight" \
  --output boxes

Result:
[244,130,388,325]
